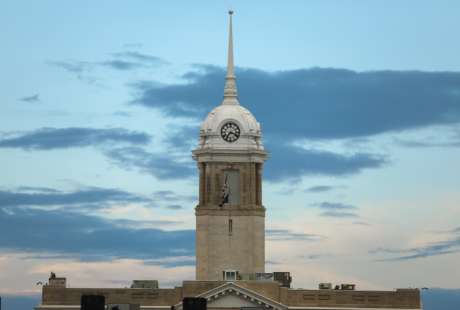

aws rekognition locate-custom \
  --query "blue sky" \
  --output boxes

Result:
[1,0,460,308]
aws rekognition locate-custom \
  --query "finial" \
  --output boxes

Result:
[223,10,238,103]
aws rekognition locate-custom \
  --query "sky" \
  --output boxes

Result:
[1,0,460,308]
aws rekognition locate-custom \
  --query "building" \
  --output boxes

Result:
[35,11,421,310]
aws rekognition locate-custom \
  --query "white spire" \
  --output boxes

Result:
[223,10,239,104]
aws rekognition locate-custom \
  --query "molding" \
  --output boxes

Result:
[192,149,267,163]
[195,205,266,216]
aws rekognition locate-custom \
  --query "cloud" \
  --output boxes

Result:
[49,51,167,75]
[304,185,336,193]
[131,66,460,140]
[111,218,181,228]
[111,51,168,67]
[395,133,460,148]
[152,126,387,182]
[310,201,359,218]
[19,94,40,103]
[106,146,195,180]
[0,207,195,260]
[352,221,371,226]
[264,141,387,182]
[143,256,195,268]
[0,186,150,209]
[48,60,92,74]
[153,190,196,203]
[165,204,184,210]
[370,228,460,261]
[320,210,359,218]
[0,127,150,150]
[313,202,357,210]
[266,229,323,241]
[16,186,60,193]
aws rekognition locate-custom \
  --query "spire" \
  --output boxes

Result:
[223,10,239,104]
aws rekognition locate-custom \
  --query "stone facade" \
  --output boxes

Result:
[192,10,267,281]
[37,280,421,310]
[194,161,266,281]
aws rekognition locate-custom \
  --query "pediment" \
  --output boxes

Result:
[207,293,260,308]
[174,282,286,310]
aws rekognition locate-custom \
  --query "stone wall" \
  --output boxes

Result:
[196,161,265,281]
[280,287,421,308]
[41,286,182,306]
[39,281,420,309]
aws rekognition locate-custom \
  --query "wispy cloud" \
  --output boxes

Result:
[19,94,40,103]
[165,204,184,210]
[370,227,460,261]
[143,256,195,268]
[0,127,151,150]
[0,186,150,209]
[267,229,324,241]
[304,185,337,193]
[105,146,195,180]
[310,201,360,218]
[152,190,196,203]
[49,51,168,75]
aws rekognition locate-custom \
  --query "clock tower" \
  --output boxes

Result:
[193,11,267,281]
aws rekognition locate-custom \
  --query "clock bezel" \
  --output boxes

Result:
[220,121,241,143]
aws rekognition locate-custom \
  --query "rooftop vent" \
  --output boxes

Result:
[319,283,332,290]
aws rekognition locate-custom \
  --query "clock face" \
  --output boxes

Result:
[221,122,240,142]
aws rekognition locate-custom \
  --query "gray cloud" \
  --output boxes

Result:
[131,66,460,140]
[395,135,460,148]
[152,190,196,203]
[266,229,323,241]
[304,185,336,193]
[265,142,387,182]
[370,227,460,261]
[0,187,149,208]
[106,146,195,180]
[310,201,359,218]
[0,207,194,260]
[313,202,357,210]
[165,204,184,210]
[19,94,40,103]
[112,218,181,228]
[16,186,60,193]
[112,51,168,67]
[50,51,167,75]
[0,127,150,150]
[143,257,195,268]
[320,210,359,218]
[352,221,371,226]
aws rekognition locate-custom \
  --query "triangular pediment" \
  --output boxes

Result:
[208,293,260,308]
[175,282,287,310]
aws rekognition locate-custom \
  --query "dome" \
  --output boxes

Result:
[194,10,265,153]
[198,102,264,151]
